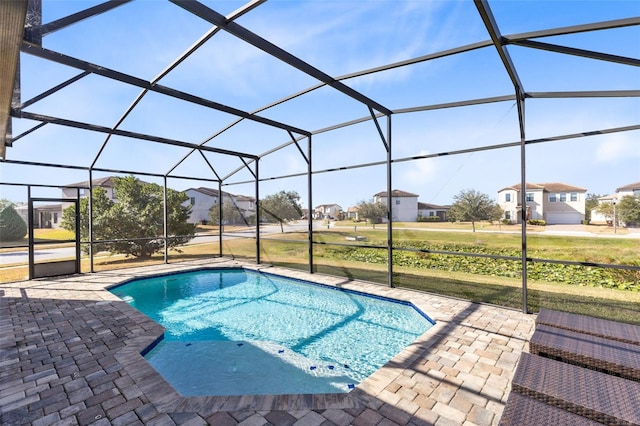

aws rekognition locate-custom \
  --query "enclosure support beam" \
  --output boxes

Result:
[88,170,94,273]
[170,0,392,116]
[27,186,34,279]
[39,0,132,37]
[255,160,260,265]
[163,177,168,264]
[218,181,223,258]
[20,44,310,138]
[517,94,528,313]
[307,135,313,275]
[475,0,529,313]
[386,116,393,288]
[75,190,81,272]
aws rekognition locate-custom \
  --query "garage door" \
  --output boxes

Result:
[546,212,582,224]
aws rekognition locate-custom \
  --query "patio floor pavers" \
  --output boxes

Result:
[1,259,535,425]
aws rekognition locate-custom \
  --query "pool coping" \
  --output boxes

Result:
[108,263,444,415]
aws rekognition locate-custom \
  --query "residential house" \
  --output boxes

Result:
[616,181,640,197]
[233,194,257,219]
[184,187,232,224]
[313,204,342,220]
[374,190,419,222]
[62,176,118,201]
[498,182,587,224]
[417,202,449,221]
[346,206,361,221]
[183,187,257,224]
[591,181,640,224]
[15,176,120,229]
[15,203,62,229]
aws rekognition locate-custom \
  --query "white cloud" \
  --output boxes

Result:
[595,133,640,163]
[400,151,438,186]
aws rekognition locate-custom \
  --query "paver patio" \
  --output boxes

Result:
[1,258,535,425]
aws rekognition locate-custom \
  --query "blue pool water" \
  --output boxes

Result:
[110,268,434,396]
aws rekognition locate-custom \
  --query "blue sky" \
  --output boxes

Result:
[1,0,639,209]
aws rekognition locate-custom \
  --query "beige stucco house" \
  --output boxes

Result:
[591,181,640,224]
[498,182,587,224]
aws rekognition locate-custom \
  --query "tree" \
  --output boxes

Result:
[585,193,602,222]
[618,195,640,227]
[0,204,27,241]
[448,189,502,232]
[0,199,14,210]
[594,202,615,224]
[356,200,387,224]
[209,200,245,226]
[61,176,196,258]
[62,186,113,254]
[260,191,303,232]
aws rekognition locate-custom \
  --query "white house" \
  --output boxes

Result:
[498,182,587,224]
[184,187,232,224]
[233,194,256,218]
[374,190,419,222]
[591,181,640,224]
[313,204,342,220]
[417,202,449,221]
[184,187,257,224]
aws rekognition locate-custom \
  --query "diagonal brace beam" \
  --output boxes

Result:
[21,43,311,137]
[170,0,392,116]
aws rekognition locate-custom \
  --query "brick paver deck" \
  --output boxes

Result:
[1,259,535,425]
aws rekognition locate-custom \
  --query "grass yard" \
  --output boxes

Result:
[0,228,76,251]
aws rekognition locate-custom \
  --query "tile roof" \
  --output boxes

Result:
[499,182,586,193]
[616,182,640,192]
[64,176,116,188]
[374,189,419,198]
[418,202,449,210]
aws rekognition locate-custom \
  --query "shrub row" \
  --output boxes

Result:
[323,241,638,291]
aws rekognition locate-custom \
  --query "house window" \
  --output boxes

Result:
[560,193,567,202]
[570,192,578,202]
[395,199,400,205]
[190,197,195,205]
[53,213,58,224]
[634,189,640,196]
[505,193,511,202]
[549,193,557,202]
[526,193,534,202]
[505,211,511,220]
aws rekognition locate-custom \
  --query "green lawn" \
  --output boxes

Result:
[0,228,76,251]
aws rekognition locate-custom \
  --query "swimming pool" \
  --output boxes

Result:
[110,268,434,396]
